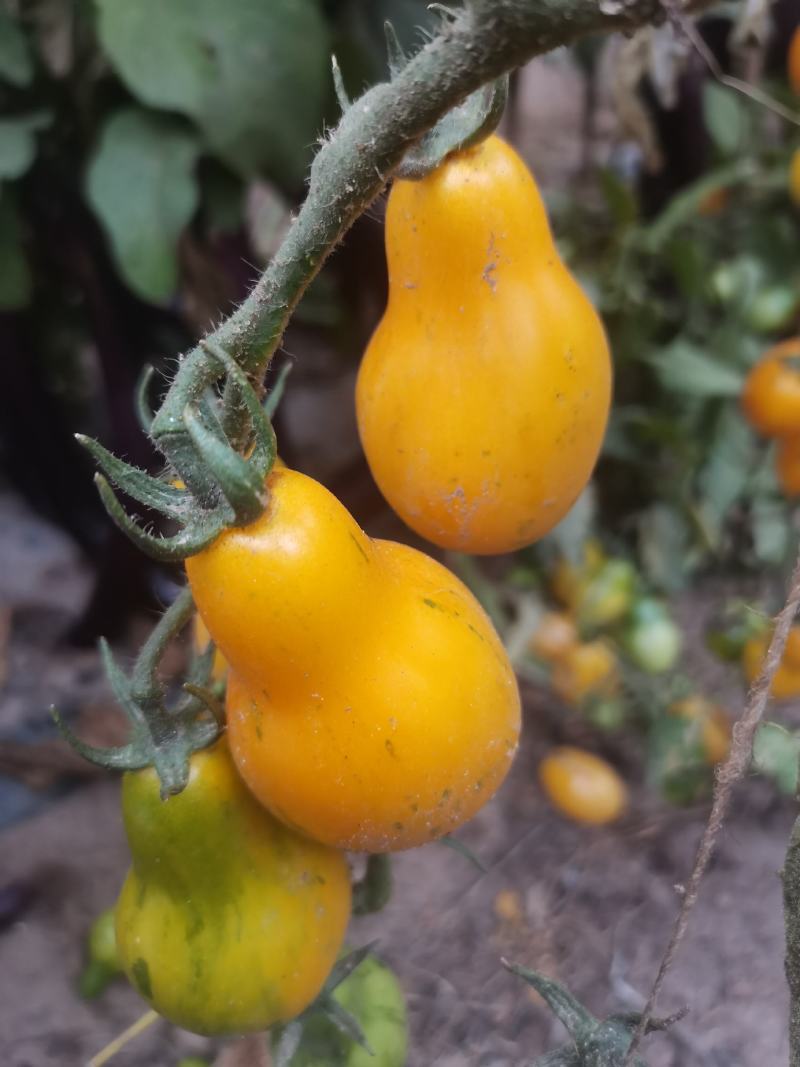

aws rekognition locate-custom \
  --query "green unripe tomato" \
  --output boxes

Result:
[621,598,681,673]
[282,955,408,1066]
[576,559,636,631]
[745,285,799,334]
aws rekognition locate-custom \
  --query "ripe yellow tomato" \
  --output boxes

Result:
[741,337,800,437]
[186,466,521,852]
[356,135,612,555]
[551,640,618,705]
[669,696,731,766]
[528,611,579,662]
[776,436,800,496]
[789,26,800,93]
[538,746,627,825]
[742,629,800,700]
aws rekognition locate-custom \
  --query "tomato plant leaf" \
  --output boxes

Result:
[702,82,749,156]
[0,10,34,87]
[697,405,755,540]
[0,111,51,180]
[750,497,790,566]
[753,722,800,795]
[647,340,744,398]
[86,108,200,304]
[95,0,330,189]
[0,191,32,310]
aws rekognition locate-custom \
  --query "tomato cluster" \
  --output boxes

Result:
[109,135,613,1041]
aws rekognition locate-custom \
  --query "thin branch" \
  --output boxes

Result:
[624,546,800,1064]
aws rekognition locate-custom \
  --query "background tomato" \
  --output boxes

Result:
[551,640,619,706]
[538,747,627,825]
[621,597,682,674]
[741,338,800,437]
[742,630,800,700]
[528,611,579,662]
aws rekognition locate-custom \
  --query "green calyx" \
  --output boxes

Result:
[51,588,222,795]
[77,343,286,564]
[382,15,508,181]
[503,961,682,1065]
[272,944,380,1067]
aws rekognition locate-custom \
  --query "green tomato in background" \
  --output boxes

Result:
[745,284,799,335]
[621,598,682,674]
[576,559,637,631]
[282,954,408,1067]
[78,907,123,999]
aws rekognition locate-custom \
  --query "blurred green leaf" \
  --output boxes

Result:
[598,168,638,227]
[86,108,200,304]
[0,111,51,180]
[751,497,790,565]
[333,0,441,82]
[697,405,755,535]
[96,0,330,188]
[544,485,596,566]
[647,339,744,398]
[639,503,691,591]
[0,10,34,87]
[201,163,244,236]
[647,709,712,806]
[753,722,800,795]
[642,158,756,251]
[702,82,749,156]
[0,190,32,310]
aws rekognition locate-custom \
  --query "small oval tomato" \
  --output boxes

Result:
[741,337,800,437]
[538,746,627,825]
[551,640,619,706]
[115,741,351,1036]
[669,696,731,766]
[776,436,800,497]
[789,26,800,93]
[621,597,682,674]
[356,134,612,554]
[742,629,800,700]
[528,611,579,663]
[187,467,520,853]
